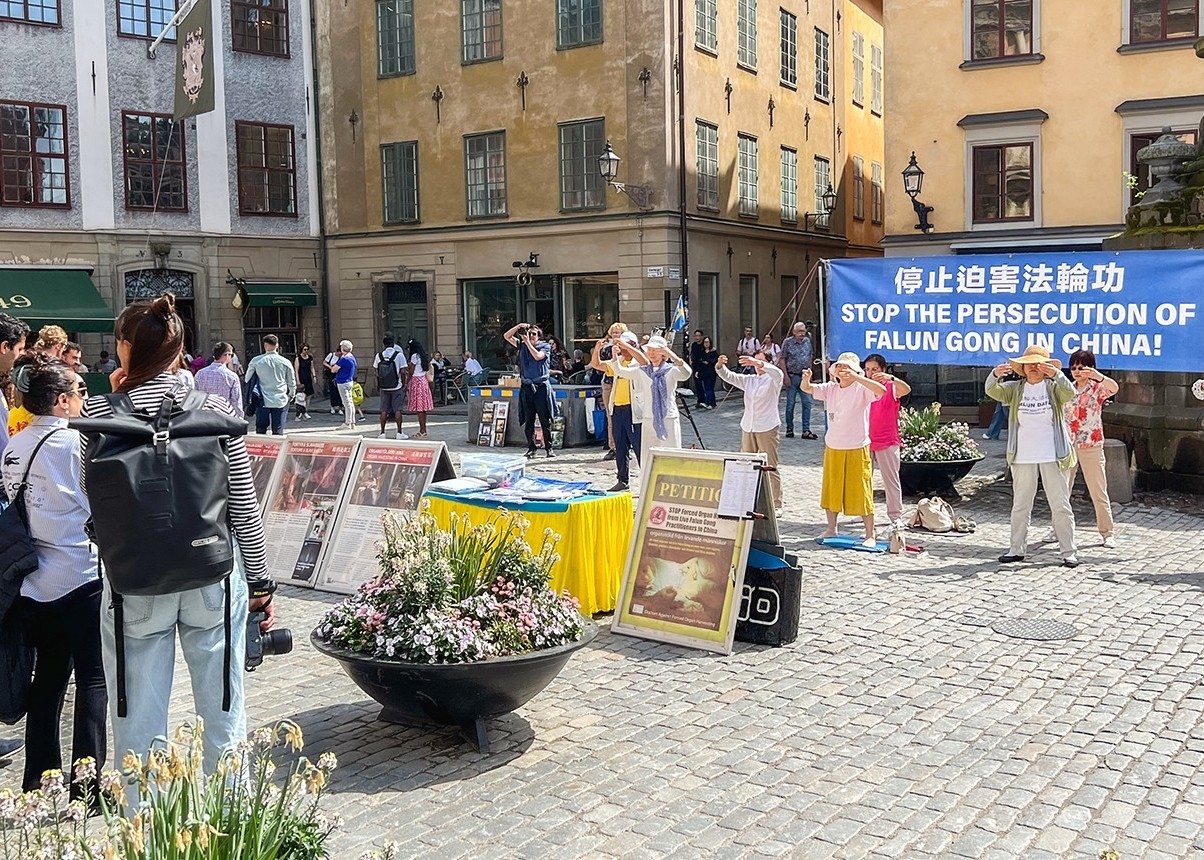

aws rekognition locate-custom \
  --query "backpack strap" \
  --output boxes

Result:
[102,392,135,415]
[110,578,129,718]
[11,427,63,528]
[182,389,209,412]
[222,577,232,713]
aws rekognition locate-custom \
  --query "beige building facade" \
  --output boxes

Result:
[317,0,884,375]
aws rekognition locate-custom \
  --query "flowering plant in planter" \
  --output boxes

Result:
[899,402,984,463]
[316,506,585,664]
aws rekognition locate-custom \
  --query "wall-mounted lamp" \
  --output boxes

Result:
[638,66,652,99]
[768,96,776,129]
[726,242,734,276]
[804,184,838,231]
[348,109,359,143]
[724,78,733,114]
[803,108,811,140]
[516,71,529,111]
[511,252,540,286]
[598,140,653,209]
[902,151,935,233]
[432,85,444,123]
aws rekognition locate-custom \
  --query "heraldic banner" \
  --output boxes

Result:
[174,0,216,121]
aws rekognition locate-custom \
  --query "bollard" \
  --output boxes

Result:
[1103,438,1133,504]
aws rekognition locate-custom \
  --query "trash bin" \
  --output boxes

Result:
[593,408,607,442]
[735,548,801,647]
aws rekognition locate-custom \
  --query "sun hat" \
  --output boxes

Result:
[646,335,669,350]
[619,331,640,347]
[1009,345,1061,374]
[832,352,864,374]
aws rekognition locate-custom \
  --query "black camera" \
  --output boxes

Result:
[246,578,293,671]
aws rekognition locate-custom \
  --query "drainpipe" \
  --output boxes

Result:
[676,0,689,337]
[309,0,332,357]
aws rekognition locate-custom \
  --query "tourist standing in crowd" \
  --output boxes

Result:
[1063,349,1119,548]
[93,350,117,374]
[736,326,760,374]
[406,339,435,438]
[2,353,106,799]
[863,354,912,528]
[986,345,1079,567]
[80,294,274,777]
[716,350,785,509]
[63,342,86,372]
[569,349,586,376]
[759,332,781,367]
[695,336,719,409]
[780,322,816,439]
[246,334,297,435]
[33,325,67,359]
[802,352,886,547]
[172,352,196,390]
[195,342,243,413]
[0,313,29,764]
[546,336,570,379]
[327,340,358,430]
[294,343,316,421]
[591,323,628,461]
[688,329,707,407]
[374,334,408,439]
[600,331,643,492]
[324,346,342,415]
[504,323,555,458]
[612,334,692,468]
[983,401,1008,440]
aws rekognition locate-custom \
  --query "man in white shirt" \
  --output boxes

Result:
[716,350,785,508]
[736,326,761,375]
[373,334,408,439]
[463,351,483,378]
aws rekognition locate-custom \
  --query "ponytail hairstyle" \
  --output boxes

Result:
[114,294,185,392]
[10,352,77,416]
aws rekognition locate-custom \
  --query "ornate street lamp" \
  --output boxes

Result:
[597,140,652,210]
[902,151,935,233]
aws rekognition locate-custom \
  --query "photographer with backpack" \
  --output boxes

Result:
[78,294,276,777]
[373,333,408,439]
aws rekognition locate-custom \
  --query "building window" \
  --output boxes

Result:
[739,275,757,333]
[235,121,297,216]
[851,155,864,221]
[1130,0,1198,43]
[0,0,59,26]
[381,140,419,224]
[737,0,757,68]
[813,156,830,229]
[870,43,883,114]
[780,146,798,222]
[970,0,1033,59]
[557,0,601,47]
[122,112,186,211]
[232,0,289,56]
[377,0,415,77]
[871,161,883,224]
[696,121,719,210]
[558,118,606,211]
[0,101,69,208]
[465,131,506,217]
[461,0,502,63]
[1129,128,1196,206]
[814,28,830,101]
[695,0,717,51]
[118,0,176,40]
[780,9,797,86]
[851,32,865,106]
[244,306,300,362]
[738,134,758,217]
[972,142,1033,222]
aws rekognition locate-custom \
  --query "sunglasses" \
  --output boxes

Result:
[72,384,88,398]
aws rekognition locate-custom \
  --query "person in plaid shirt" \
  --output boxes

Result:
[1063,349,1119,548]
[194,342,243,414]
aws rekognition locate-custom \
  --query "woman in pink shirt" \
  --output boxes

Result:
[801,352,886,547]
[1063,349,1119,548]
[864,354,912,527]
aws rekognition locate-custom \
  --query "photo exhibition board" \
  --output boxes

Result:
[611,448,760,654]
[477,401,509,447]
[244,435,289,516]
[259,436,358,589]
[314,440,456,595]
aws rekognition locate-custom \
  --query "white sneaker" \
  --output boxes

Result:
[1102,535,1117,549]
[330,408,337,414]
[378,432,387,438]
[398,432,409,440]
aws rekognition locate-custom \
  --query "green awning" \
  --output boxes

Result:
[238,281,317,308]
[0,267,114,333]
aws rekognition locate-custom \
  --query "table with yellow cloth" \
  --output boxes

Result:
[421,489,633,615]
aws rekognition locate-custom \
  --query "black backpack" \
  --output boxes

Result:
[72,389,248,716]
[376,349,401,389]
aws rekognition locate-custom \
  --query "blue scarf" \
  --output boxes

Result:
[641,362,674,439]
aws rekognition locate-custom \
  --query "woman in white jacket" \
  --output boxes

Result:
[610,334,692,470]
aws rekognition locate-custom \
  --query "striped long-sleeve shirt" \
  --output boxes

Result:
[80,374,268,579]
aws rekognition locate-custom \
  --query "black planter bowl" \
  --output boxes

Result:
[899,458,983,496]
[311,619,598,752]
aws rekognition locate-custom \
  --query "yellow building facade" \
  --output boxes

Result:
[316,0,884,373]
[883,0,1203,256]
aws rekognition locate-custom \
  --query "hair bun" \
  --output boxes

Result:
[152,293,177,318]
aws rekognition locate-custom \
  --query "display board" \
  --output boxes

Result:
[259,436,357,587]
[245,436,288,516]
[477,401,509,447]
[612,448,762,654]
[314,440,455,594]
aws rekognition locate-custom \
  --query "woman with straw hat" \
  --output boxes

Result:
[985,345,1079,567]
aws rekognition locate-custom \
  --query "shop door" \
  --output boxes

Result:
[383,282,429,351]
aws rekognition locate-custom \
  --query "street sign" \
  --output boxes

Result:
[668,267,681,281]
[646,266,665,278]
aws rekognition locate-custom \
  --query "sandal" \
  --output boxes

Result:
[954,516,977,534]
[415,432,428,438]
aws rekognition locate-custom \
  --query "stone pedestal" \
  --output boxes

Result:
[1102,439,1133,504]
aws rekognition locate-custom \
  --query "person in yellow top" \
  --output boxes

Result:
[590,322,628,463]
[592,329,641,492]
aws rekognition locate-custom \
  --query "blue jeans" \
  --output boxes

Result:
[700,375,716,408]
[985,403,1008,439]
[785,373,813,433]
[256,406,286,435]
[101,568,249,785]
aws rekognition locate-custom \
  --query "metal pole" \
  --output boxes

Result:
[676,0,689,323]
[147,0,198,59]
[816,262,828,382]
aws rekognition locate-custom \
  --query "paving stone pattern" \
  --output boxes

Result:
[5,401,1203,859]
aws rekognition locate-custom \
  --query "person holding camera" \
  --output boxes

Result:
[81,295,277,777]
[504,322,555,458]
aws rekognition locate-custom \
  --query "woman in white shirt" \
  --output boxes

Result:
[1,353,105,799]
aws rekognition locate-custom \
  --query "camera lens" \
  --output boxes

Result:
[261,628,294,657]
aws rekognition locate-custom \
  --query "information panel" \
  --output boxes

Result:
[245,436,288,516]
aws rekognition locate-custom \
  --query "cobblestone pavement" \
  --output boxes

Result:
[5,399,1203,859]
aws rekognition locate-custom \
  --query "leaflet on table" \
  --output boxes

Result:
[613,449,760,654]
[454,476,594,503]
[245,436,288,515]
[314,440,453,595]
[259,437,356,588]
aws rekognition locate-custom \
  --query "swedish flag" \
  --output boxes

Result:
[671,295,687,332]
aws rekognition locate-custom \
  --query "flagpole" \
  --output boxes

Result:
[147,0,200,59]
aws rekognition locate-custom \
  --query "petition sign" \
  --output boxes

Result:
[825,250,1204,371]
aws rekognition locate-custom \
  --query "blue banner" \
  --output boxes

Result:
[824,250,1204,372]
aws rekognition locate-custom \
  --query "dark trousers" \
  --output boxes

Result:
[326,373,340,410]
[21,579,107,795]
[612,405,641,483]
[520,382,553,450]
[256,406,287,435]
[700,374,717,408]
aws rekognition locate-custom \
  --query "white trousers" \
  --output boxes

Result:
[1009,461,1077,558]
[639,418,683,476]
